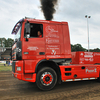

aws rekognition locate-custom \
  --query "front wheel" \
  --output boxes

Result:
[36,67,57,91]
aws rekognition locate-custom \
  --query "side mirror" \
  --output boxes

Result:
[25,34,30,41]
[24,22,30,41]
[26,34,30,38]
[26,23,30,34]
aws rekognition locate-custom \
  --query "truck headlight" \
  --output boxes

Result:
[17,67,21,71]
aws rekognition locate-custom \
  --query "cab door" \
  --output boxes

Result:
[22,23,45,60]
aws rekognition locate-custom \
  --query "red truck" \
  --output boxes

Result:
[12,18,100,90]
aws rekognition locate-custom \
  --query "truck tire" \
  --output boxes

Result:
[36,67,57,91]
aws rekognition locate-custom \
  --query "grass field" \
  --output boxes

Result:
[0,64,12,71]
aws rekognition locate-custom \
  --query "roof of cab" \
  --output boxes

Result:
[24,17,68,25]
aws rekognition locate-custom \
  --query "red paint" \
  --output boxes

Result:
[59,64,100,81]
[71,51,100,64]
[12,18,100,89]
[43,74,52,85]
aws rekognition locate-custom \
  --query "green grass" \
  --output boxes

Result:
[0,64,12,71]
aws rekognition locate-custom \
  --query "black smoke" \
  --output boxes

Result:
[40,0,58,20]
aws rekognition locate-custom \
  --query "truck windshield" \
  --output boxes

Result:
[11,18,24,41]
[14,26,22,41]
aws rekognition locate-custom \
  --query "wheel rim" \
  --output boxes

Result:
[40,72,53,86]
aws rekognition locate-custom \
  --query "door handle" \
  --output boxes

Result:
[39,52,45,55]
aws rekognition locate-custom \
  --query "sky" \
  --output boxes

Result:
[0,0,100,49]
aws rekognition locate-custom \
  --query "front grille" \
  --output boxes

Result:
[65,68,71,71]
[65,73,71,76]
[12,61,15,73]
[12,41,22,60]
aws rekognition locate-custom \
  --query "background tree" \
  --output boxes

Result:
[90,48,100,52]
[0,38,14,47]
[71,44,100,52]
[71,44,87,52]
[0,38,6,47]
[6,38,14,47]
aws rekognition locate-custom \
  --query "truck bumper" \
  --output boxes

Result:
[12,72,22,80]
[12,72,36,82]
[12,61,36,82]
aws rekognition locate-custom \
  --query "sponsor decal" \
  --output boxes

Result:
[27,47,38,51]
[86,66,97,74]
[94,53,100,56]
[80,53,84,56]
[80,58,84,64]
[46,26,58,34]
[84,58,93,62]
[84,52,93,58]
[47,45,59,50]
[46,38,59,44]
[51,50,56,55]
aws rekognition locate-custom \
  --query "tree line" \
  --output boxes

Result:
[0,38,100,52]
[0,38,14,47]
[71,44,100,52]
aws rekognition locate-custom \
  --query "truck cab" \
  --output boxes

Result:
[12,18,72,90]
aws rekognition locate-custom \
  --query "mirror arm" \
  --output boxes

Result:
[25,37,29,41]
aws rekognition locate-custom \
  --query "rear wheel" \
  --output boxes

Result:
[36,67,57,91]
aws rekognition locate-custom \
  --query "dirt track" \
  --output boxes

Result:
[0,72,100,100]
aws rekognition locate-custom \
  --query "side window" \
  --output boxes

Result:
[30,23,43,38]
